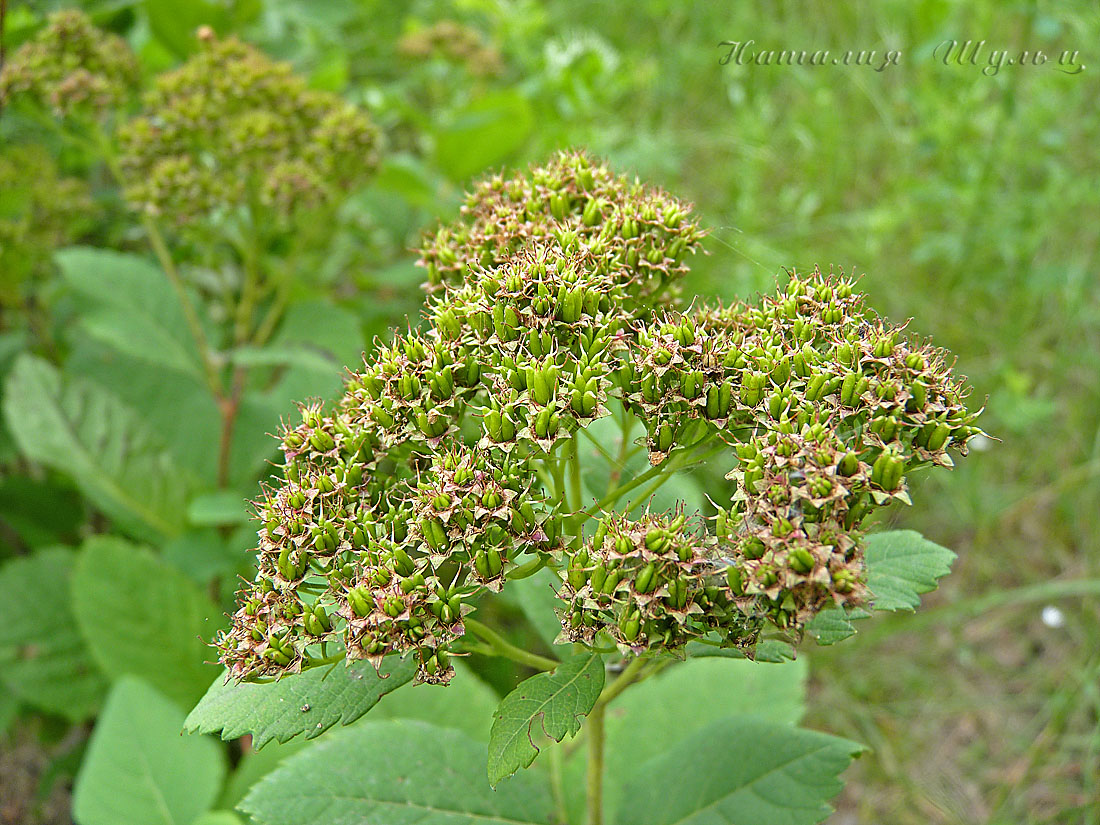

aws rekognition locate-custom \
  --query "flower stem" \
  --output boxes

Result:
[464,617,559,671]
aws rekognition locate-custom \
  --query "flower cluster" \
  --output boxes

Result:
[117,31,380,222]
[218,150,983,684]
[398,20,505,78]
[417,150,705,304]
[617,269,982,637]
[559,511,762,654]
[0,144,93,305]
[0,10,139,116]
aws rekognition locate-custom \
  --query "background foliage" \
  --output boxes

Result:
[0,1,1097,824]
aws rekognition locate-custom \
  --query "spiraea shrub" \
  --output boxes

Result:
[193,150,984,825]
[215,150,981,685]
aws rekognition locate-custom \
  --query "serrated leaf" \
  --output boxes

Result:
[806,605,871,645]
[575,657,806,824]
[241,720,554,825]
[72,677,225,825]
[0,547,108,720]
[71,536,225,707]
[865,529,956,611]
[2,354,194,540]
[371,661,500,741]
[186,656,417,749]
[56,247,202,378]
[65,340,224,486]
[687,637,796,663]
[488,653,604,786]
[616,716,864,825]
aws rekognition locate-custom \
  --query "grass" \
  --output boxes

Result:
[4,0,1098,821]
[510,2,1100,821]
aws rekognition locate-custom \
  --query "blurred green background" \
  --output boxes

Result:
[1,1,1098,823]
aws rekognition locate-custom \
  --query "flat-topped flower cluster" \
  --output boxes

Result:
[216,150,982,684]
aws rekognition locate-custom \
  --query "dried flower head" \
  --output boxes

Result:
[217,150,984,684]
[0,144,94,305]
[0,10,139,116]
[117,32,380,223]
[398,20,505,78]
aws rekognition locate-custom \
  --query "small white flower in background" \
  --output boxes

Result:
[1041,605,1065,628]
[969,433,993,452]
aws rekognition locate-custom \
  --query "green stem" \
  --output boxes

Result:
[142,213,224,398]
[464,617,559,671]
[585,701,606,825]
[584,434,721,520]
[596,655,649,707]
[91,129,224,399]
[568,436,584,512]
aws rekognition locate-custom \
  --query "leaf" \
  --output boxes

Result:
[219,737,309,810]
[193,814,245,825]
[163,529,250,587]
[186,656,417,749]
[0,475,83,550]
[65,340,223,486]
[227,344,342,375]
[241,720,554,825]
[56,247,202,378]
[615,716,864,825]
[434,90,535,181]
[2,354,193,540]
[71,536,226,707]
[188,490,251,527]
[0,548,107,720]
[865,529,957,611]
[488,653,604,786]
[806,605,872,645]
[370,661,500,741]
[587,657,806,823]
[72,677,225,825]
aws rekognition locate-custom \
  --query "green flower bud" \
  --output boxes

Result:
[635,561,658,594]
[788,548,815,574]
[347,586,372,617]
[310,430,336,452]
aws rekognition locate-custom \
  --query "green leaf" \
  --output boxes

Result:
[188,490,250,527]
[65,340,223,486]
[143,0,231,58]
[806,605,872,645]
[615,716,864,825]
[227,343,342,375]
[219,737,309,810]
[186,656,417,749]
[488,653,604,786]
[71,536,226,707]
[370,661,500,741]
[0,547,107,720]
[434,90,535,181]
[0,475,83,551]
[193,813,245,825]
[56,247,202,378]
[865,529,957,611]
[587,657,806,823]
[2,354,193,540]
[72,677,225,825]
[241,720,554,825]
